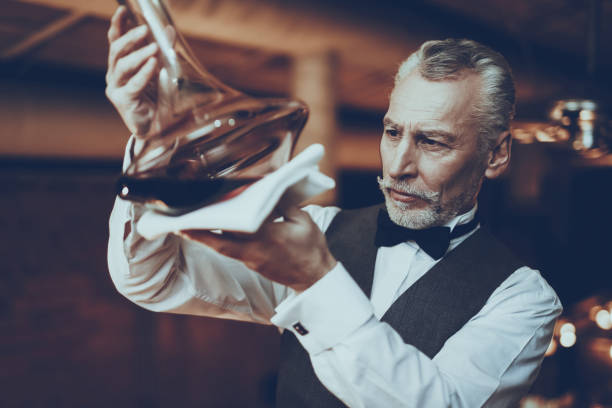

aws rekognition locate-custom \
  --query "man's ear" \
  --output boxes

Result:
[484,131,512,179]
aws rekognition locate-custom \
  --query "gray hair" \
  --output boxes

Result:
[395,39,515,153]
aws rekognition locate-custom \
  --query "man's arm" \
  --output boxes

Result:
[271,263,561,407]
[107,195,295,323]
[107,181,346,323]
[104,5,295,323]
[186,209,561,407]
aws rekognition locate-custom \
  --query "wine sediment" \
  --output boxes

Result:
[116,174,259,215]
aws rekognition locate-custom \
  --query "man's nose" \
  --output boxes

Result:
[388,138,418,178]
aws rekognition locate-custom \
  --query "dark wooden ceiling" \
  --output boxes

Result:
[3,0,612,118]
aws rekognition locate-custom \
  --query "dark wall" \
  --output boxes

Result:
[0,161,279,408]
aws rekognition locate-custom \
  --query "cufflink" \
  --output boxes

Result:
[292,322,309,336]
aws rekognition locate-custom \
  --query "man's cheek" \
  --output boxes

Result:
[379,147,392,174]
[418,163,447,192]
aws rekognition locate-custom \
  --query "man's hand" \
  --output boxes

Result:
[181,207,337,292]
[105,6,159,138]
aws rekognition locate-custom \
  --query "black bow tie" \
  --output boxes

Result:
[374,209,479,260]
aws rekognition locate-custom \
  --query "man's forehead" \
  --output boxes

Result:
[386,72,480,132]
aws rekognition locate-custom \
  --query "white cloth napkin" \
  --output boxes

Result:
[137,144,335,239]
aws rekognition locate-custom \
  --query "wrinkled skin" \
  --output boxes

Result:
[379,71,511,229]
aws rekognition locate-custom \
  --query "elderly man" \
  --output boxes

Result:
[106,6,561,407]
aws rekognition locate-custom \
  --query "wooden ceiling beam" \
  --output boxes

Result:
[1,10,87,59]
[14,0,603,114]
[16,0,417,71]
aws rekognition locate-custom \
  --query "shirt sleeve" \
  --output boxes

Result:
[107,196,291,323]
[107,145,341,323]
[107,135,286,323]
[271,264,562,407]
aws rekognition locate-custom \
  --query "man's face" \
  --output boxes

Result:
[379,71,488,229]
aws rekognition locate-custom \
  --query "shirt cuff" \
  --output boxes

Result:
[270,262,374,355]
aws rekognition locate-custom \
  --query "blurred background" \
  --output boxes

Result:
[1,0,612,406]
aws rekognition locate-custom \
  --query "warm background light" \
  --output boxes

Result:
[560,322,576,335]
[545,338,557,357]
[595,309,612,330]
[559,332,577,348]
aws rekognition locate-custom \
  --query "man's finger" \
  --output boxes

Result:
[279,205,308,223]
[255,208,284,229]
[114,42,158,86]
[124,56,157,96]
[108,24,149,71]
[108,6,128,42]
[181,229,224,247]
[180,230,245,258]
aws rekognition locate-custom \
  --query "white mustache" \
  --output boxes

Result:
[377,176,439,202]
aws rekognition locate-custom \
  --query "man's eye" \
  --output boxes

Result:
[384,128,399,138]
[418,136,446,149]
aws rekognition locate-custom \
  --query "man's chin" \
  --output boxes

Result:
[384,198,439,229]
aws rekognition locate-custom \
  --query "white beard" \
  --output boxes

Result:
[377,176,479,229]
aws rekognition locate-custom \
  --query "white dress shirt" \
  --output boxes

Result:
[108,198,562,408]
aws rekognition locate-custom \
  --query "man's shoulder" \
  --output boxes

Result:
[465,229,563,316]
[486,265,563,319]
[464,227,527,270]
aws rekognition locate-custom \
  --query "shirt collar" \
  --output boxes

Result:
[443,204,478,233]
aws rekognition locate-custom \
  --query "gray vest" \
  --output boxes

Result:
[275,205,523,407]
